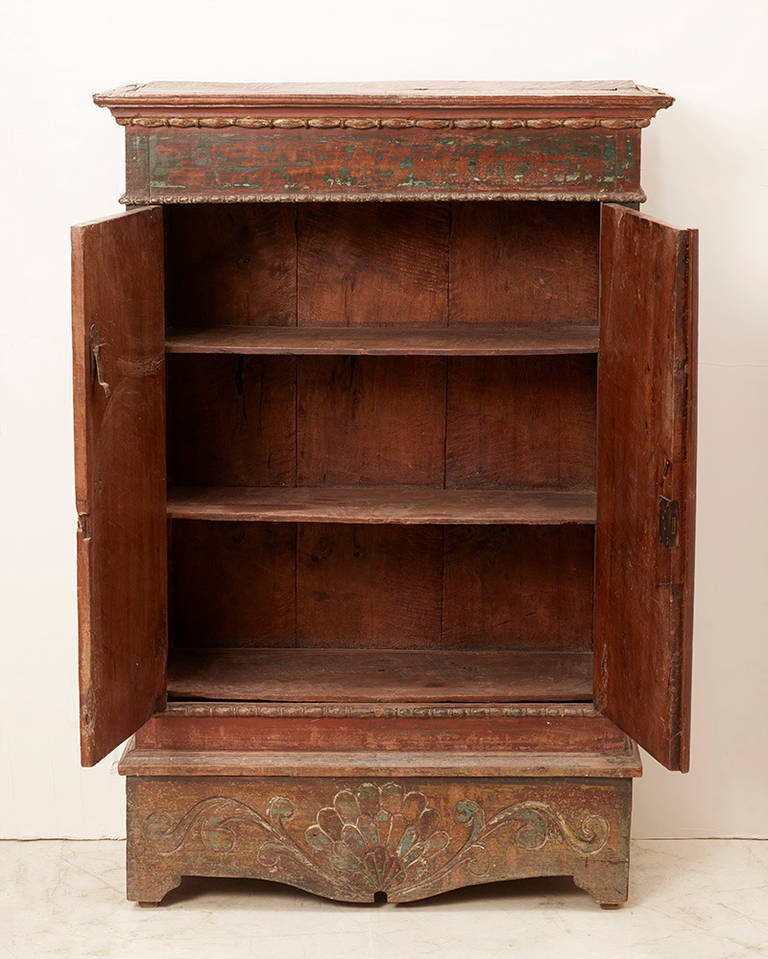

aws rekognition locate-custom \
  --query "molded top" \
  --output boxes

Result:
[95,80,673,120]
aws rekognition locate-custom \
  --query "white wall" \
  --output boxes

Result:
[1,0,766,839]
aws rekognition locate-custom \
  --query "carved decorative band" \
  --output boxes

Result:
[118,116,650,130]
[142,782,609,900]
[163,702,596,719]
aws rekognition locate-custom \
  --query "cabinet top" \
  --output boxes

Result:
[95,80,672,121]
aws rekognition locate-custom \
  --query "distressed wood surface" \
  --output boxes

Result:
[124,773,633,905]
[165,204,296,328]
[166,355,296,488]
[169,522,594,652]
[450,202,599,326]
[298,203,448,326]
[298,356,446,486]
[121,125,644,203]
[442,526,595,651]
[595,205,697,772]
[134,707,629,753]
[166,323,600,355]
[446,356,597,490]
[96,80,672,115]
[164,201,600,331]
[166,648,593,703]
[72,208,167,766]
[120,747,640,779]
[166,487,597,525]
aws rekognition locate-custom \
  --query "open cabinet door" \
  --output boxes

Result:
[595,204,697,772]
[72,207,167,766]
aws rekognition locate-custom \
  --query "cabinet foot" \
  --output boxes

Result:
[127,865,182,906]
[572,860,629,908]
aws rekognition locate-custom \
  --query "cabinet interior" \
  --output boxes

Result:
[164,200,600,705]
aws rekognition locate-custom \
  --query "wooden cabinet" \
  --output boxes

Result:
[72,81,696,906]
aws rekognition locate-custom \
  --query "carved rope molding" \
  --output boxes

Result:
[142,782,610,899]
[117,116,651,129]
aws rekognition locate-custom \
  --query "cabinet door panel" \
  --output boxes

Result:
[72,207,166,766]
[595,204,697,771]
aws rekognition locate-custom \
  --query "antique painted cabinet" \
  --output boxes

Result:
[72,82,697,907]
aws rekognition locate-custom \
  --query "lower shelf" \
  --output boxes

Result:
[167,647,593,703]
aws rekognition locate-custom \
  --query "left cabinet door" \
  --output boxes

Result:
[72,207,167,766]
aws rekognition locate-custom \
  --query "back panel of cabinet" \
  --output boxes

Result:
[164,201,599,702]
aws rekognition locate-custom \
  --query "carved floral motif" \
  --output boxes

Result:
[143,782,609,900]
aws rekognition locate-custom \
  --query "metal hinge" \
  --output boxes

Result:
[89,324,111,398]
[659,496,680,548]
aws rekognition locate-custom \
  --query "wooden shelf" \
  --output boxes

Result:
[166,324,600,356]
[167,648,593,703]
[167,486,597,525]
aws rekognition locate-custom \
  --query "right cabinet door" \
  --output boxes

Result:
[595,203,698,771]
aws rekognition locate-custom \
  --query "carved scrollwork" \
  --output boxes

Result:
[142,782,610,900]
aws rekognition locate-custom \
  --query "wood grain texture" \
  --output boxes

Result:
[166,355,296,487]
[298,356,446,486]
[595,205,697,772]
[450,203,599,327]
[96,80,672,115]
[443,527,595,651]
[166,487,597,525]
[296,524,443,649]
[446,356,597,489]
[297,203,448,327]
[72,208,167,766]
[165,204,296,329]
[166,324,600,356]
[169,521,594,653]
[169,521,296,649]
[166,648,593,703]
[121,749,639,779]
[134,708,629,753]
[123,773,634,905]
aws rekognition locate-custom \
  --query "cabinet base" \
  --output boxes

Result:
[125,774,632,907]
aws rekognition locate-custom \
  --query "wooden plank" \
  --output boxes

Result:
[135,707,629,753]
[166,323,600,355]
[450,203,599,327]
[166,648,593,703]
[96,80,672,116]
[169,520,296,649]
[446,356,597,489]
[297,203,448,327]
[165,204,296,329]
[443,526,595,650]
[166,355,296,486]
[167,487,597,525]
[119,744,640,779]
[72,208,167,766]
[298,356,446,486]
[297,524,444,649]
[595,205,697,772]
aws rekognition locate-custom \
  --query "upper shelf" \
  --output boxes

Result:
[167,487,597,525]
[166,324,600,357]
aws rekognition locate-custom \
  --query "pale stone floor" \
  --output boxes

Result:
[0,840,766,958]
